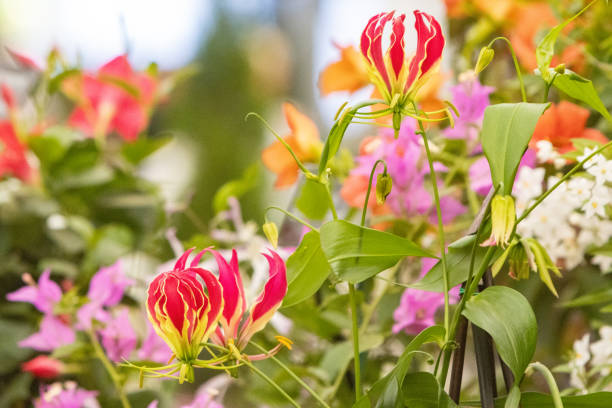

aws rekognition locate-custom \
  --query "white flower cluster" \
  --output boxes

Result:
[514,147,612,273]
[568,327,612,393]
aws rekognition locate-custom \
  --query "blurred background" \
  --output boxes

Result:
[0,0,445,237]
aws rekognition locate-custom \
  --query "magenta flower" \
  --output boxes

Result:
[207,249,287,350]
[34,382,99,408]
[468,149,537,196]
[138,320,173,364]
[181,390,223,408]
[444,78,494,144]
[99,309,138,362]
[7,270,62,314]
[393,258,458,335]
[19,314,75,352]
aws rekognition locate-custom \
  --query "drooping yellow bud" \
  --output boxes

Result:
[263,221,279,249]
[489,195,515,248]
[475,47,495,74]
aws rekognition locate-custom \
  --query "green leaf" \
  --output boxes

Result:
[462,286,537,382]
[320,220,434,283]
[212,163,259,214]
[296,179,330,220]
[553,72,611,122]
[563,286,612,307]
[493,391,612,408]
[401,372,457,408]
[283,231,332,308]
[121,136,171,165]
[28,126,80,166]
[481,103,550,195]
[536,1,595,81]
[409,235,490,292]
[355,325,445,408]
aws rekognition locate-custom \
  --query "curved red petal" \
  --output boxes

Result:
[190,267,224,335]
[360,13,383,61]
[173,248,194,271]
[369,11,395,93]
[208,249,245,338]
[419,12,444,76]
[406,11,444,91]
[389,14,406,79]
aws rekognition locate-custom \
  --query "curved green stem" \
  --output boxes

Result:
[88,331,131,408]
[265,206,318,231]
[249,342,331,408]
[241,357,300,407]
[361,159,387,227]
[527,362,564,408]
[348,283,361,400]
[486,37,527,102]
[413,110,450,340]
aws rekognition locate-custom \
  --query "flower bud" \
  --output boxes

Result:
[376,173,393,205]
[554,63,566,74]
[487,195,515,248]
[263,221,279,249]
[22,355,64,379]
[475,47,494,74]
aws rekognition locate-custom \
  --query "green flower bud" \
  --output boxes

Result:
[475,46,495,74]
[489,195,515,248]
[376,173,393,205]
[554,63,566,74]
[263,221,279,249]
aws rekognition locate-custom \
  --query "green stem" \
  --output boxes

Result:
[241,357,300,407]
[528,362,564,408]
[265,206,318,231]
[414,111,450,340]
[325,181,338,220]
[486,37,527,102]
[249,342,331,408]
[361,159,387,227]
[518,140,612,225]
[544,72,559,102]
[348,283,362,400]
[88,331,131,408]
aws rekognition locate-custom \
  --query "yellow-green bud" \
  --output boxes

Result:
[475,46,495,74]
[489,195,515,248]
[554,63,566,74]
[263,221,279,248]
[376,173,393,205]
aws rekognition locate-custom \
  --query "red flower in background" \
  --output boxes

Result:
[360,10,444,105]
[22,355,64,379]
[0,120,31,181]
[63,55,157,141]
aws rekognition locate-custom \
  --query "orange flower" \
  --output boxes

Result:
[262,103,321,188]
[319,44,370,95]
[507,3,585,72]
[530,101,608,154]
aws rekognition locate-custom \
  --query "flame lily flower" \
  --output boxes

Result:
[207,249,288,353]
[261,102,321,188]
[146,248,224,379]
[360,10,444,110]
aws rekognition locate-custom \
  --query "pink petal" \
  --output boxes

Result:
[174,248,195,271]
[389,14,406,79]
[19,315,75,352]
[369,11,395,93]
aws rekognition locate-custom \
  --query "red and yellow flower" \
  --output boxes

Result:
[360,10,444,108]
[207,249,288,351]
[146,248,224,364]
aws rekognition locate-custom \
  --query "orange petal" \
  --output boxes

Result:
[319,45,370,95]
[261,138,300,189]
[282,102,320,161]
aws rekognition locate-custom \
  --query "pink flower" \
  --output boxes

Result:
[7,270,62,314]
[444,78,494,144]
[34,382,99,408]
[392,258,458,335]
[468,149,536,196]
[0,120,31,181]
[19,314,75,352]
[138,320,173,364]
[62,55,157,141]
[76,261,134,330]
[360,11,444,105]
[22,356,65,379]
[208,249,287,350]
[98,309,138,362]
[181,391,223,408]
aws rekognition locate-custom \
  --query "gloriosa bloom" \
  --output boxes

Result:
[360,10,444,108]
[208,249,288,352]
[147,249,224,365]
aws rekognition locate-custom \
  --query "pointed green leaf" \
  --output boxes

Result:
[121,136,171,165]
[320,220,434,283]
[481,103,550,195]
[563,285,612,307]
[283,231,332,308]
[296,179,330,220]
[401,372,457,408]
[462,286,537,382]
[493,391,612,408]
[553,72,611,121]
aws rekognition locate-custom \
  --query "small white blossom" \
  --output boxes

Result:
[577,147,604,169]
[582,187,610,218]
[593,255,612,274]
[535,140,558,163]
[514,167,545,203]
[586,159,612,186]
[590,327,612,376]
[568,177,594,205]
[573,333,591,367]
